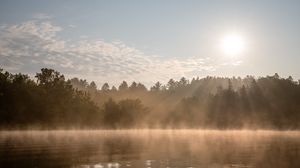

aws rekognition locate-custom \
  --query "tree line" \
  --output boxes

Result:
[1,68,300,129]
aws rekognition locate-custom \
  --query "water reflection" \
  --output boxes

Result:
[0,130,300,168]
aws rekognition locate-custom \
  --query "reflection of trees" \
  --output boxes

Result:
[254,138,300,168]
[0,133,141,167]
[0,140,91,168]
[1,131,300,168]
[101,136,142,162]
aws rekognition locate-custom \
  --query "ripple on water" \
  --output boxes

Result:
[0,130,300,168]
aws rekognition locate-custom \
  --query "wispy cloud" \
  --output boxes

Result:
[32,13,53,20]
[0,20,224,86]
[68,24,76,28]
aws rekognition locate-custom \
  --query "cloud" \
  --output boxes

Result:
[32,13,53,20]
[68,24,76,28]
[0,20,221,86]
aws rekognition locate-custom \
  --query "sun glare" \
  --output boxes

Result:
[221,34,245,56]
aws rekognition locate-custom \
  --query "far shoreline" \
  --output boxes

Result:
[1,128,300,133]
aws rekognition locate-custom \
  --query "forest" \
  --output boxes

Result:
[1,68,300,129]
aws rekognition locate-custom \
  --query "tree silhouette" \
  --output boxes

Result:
[118,81,128,91]
[101,83,110,91]
[1,67,300,129]
[150,82,162,91]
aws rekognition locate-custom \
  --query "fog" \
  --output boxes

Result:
[1,68,300,167]
[1,130,300,168]
[1,0,300,167]
[1,69,300,130]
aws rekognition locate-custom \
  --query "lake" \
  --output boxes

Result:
[0,130,300,168]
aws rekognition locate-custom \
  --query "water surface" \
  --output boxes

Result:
[1,130,300,168]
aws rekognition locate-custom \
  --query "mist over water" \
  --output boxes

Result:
[1,67,300,168]
[1,58,300,168]
[1,130,300,168]
[1,0,300,167]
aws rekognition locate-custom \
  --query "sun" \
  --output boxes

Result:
[221,34,245,56]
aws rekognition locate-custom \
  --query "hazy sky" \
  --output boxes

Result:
[0,0,300,87]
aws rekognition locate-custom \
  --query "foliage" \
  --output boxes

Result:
[1,68,300,129]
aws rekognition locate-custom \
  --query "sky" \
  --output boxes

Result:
[0,0,300,87]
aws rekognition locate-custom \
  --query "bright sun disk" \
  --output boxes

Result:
[221,34,245,56]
